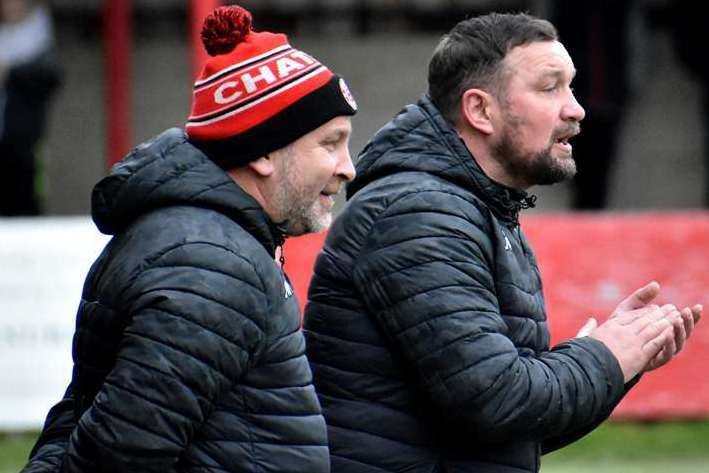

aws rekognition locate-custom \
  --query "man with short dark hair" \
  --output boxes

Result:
[22,5,357,472]
[304,12,701,473]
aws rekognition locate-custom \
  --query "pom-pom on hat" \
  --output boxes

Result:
[186,5,358,169]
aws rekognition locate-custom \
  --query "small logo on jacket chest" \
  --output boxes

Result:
[503,233,512,251]
[284,279,294,299]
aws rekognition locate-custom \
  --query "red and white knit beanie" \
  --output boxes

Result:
[186,5,358,169]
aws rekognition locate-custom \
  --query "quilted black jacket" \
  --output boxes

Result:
[22,129,329,473]
[304,97,628,473]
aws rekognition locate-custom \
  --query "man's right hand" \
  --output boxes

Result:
[589,302,678,382]
[578,282,702,382]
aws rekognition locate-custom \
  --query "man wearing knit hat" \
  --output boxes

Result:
[21,5,356,473]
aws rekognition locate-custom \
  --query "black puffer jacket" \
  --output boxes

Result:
[23,129,329,473]
[304,97,628,473]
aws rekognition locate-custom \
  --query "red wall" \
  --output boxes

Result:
[284,212,709,420]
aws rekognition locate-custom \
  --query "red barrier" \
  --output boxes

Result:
[283,212,709,420]
[523,212,709,420]
[283,232,328,311]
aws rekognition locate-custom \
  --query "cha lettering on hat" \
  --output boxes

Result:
[192,47,327,118]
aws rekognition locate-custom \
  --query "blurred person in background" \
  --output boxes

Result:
[304,12,702,473]
[21,4,356,472]
[0,0,61,216]
[552,0,633,210]
[667,0,709,206]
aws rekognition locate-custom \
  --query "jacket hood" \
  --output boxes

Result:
[348,96,536,224]
[91,128,284,253]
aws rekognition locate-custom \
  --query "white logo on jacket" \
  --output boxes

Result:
[503,234,512,251]
[284,279,294,299]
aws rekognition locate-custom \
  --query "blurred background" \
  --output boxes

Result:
[1,1,708,472]
[4,0,707,216]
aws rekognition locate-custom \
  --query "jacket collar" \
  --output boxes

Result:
[419,97,537,223]
[91,128,285,256]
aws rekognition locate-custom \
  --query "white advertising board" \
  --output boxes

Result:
[0,217,110,430]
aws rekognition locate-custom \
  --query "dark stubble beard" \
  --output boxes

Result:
[492,120,579,188]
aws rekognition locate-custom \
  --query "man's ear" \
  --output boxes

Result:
[461,88,495,135]
[248,155,275,177]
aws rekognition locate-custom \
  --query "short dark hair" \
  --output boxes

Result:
[428,12,558,124]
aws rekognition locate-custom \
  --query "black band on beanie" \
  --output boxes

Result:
[190,75,356,169]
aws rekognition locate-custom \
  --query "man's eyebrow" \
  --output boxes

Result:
[322,128,349,141]
[539,69,563,79]
[538,67,577,81]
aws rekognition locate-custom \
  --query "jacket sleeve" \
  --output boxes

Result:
[351,192,626,444]
[20,385,76,473]
[64,242,267,472]
[540,375,641,454]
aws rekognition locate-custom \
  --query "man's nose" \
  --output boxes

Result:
[563,92,586,122]
[337,147,356,182]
